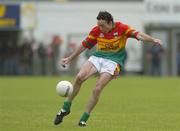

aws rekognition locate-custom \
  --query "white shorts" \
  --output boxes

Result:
[88,55,118,75]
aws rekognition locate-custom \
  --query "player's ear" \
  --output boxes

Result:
[107,21,112,26]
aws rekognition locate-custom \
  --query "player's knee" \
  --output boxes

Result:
[75,73,86,84]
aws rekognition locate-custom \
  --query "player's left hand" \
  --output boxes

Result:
[153,39,163,46]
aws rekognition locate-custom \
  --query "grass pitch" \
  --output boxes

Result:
[0,76,180,131]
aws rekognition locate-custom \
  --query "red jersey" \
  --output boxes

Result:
[82,22,138,68]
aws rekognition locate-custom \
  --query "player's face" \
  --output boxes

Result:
[97,20,113,33]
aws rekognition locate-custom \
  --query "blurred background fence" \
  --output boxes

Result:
[0,0,180,76]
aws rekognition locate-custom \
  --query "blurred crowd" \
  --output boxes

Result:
[0,35,62,76]
[0,36,179,76]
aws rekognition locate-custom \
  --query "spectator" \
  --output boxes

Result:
[51,35,62,75]
[0,42,4,75]
[147,44,164,76]
[19,39,33,75]
[37,43,47,75]
[3,41,20,75]
[65,42,78,75]
[177,43,180,75]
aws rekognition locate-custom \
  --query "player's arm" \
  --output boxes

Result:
[131,31,163,45]
[61,45,86,66]
[61,27,97,67]
[69,44,86,60]
[123,23,163,45]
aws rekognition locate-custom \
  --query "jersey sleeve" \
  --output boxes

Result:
[82,27,98,49]
[122,24,139,40]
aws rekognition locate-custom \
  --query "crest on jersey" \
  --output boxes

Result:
[113,32,118,37]
[99,33,104,38]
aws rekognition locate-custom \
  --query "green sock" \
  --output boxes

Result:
[62,101,72,112]
[80,112,90,122]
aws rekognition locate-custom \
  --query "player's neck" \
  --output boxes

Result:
[108,22,115,33]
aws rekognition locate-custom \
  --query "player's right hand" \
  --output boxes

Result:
[60,57,71,68]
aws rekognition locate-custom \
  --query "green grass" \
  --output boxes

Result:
[0,76,180,131]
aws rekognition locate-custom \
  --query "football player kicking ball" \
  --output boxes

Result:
[54,11,162,127]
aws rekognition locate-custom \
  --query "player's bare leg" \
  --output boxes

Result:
[79,73,113,126]
[67,62,97,102]
[54,61,97,125]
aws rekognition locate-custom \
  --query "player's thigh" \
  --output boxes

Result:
[76,61,97,81]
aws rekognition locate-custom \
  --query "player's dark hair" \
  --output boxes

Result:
[96,11,114,24]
